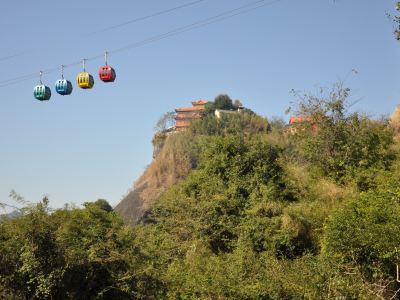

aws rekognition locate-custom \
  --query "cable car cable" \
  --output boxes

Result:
[0,0,283,88]
[0,0,208,65]
[109,0,281,56]
[80,0,277,61]
[0,52,26,63]
[1,0,279,87]
[86,0,207,36]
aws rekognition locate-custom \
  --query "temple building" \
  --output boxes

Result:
[175,100,208,130]
[285,115,317,134]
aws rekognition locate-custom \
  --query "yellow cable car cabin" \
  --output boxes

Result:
[76,72,94,89]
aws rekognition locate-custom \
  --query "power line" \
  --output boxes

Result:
[109,0,280,55]
[0,0,208,66]
[86,0,207,36]
[0,52,25,63]
[1,0,279,87]
[0,0,283,88]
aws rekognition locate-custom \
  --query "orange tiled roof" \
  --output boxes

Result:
[174,100,208,130]
[289,116,312,125]
[192,100,208,106]
[175,106,205,112]
[176,114,202,119]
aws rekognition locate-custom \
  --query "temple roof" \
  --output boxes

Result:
[191,100,208,106]
[289,116,312,125]
[175,106,205,112]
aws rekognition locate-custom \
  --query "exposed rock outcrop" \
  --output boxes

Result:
[115,133,196,225]
[390,105,400,135]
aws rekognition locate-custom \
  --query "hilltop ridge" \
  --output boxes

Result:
[3,89,400,298]
[115,95,268,224]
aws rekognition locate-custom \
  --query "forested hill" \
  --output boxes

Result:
[2,89,400,298]
[115,95,269,225]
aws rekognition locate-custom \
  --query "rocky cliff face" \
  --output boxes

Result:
[115,133,197,225]
[114,179,155,225]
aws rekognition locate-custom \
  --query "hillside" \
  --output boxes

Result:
[115,132,199,224]
[117,90,400,298]
[0,210,21,221]
[2,91,400,299]
[115,96,269,224]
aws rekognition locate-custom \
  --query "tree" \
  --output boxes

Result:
[213,94,234,110]
[1,190,33,212]
[290,82,395,187]
[268,116,286,130]
[387,2,400,40]
[0,200,155,299]
[205,94,235,114]
[233,99,243,108]
[84,199,113,212]
[154,111,175,132]
[322,172,400,298]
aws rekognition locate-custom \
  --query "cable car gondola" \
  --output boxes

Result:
[76,59,94,89]
[33,71,51,101]
[55,65,73,95]
[99,52,116,82]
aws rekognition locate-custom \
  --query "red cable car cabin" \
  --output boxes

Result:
[98,65,116,82]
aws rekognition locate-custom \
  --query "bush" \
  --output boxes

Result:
[291,83,395,186]
[322,172,400,298]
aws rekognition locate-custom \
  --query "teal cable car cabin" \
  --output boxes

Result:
[33,84,51,101]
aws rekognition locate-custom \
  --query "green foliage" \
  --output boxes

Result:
[291,84,395,188]
[2,86,400,299]
[269,116,286,130]
[190,111,269,136]
[132,134,324,298]
[129,86,399,298]
[390,2,400,40]
[0,200,157,299]
[233,99,243,108]
[84,199,113,212]
[155,111,176,133]
[322,171,400,298]
[204,94,235,114]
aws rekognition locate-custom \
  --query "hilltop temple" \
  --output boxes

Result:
[175,100,208,130]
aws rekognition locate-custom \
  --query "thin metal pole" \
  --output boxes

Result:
[105,51,108,66]
[397,264,400,283]
[39,71,43,84]
[61,65,64,79]
[82,59,86,72]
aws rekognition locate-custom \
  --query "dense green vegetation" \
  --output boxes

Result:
[2,88,400,299]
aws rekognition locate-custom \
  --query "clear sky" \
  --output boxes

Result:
[0,0,399,209]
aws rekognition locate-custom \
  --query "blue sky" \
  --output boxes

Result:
[1,0,399,209]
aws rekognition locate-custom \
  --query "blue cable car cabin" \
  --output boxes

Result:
[33,84,51,101]
[55,79,73,95]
